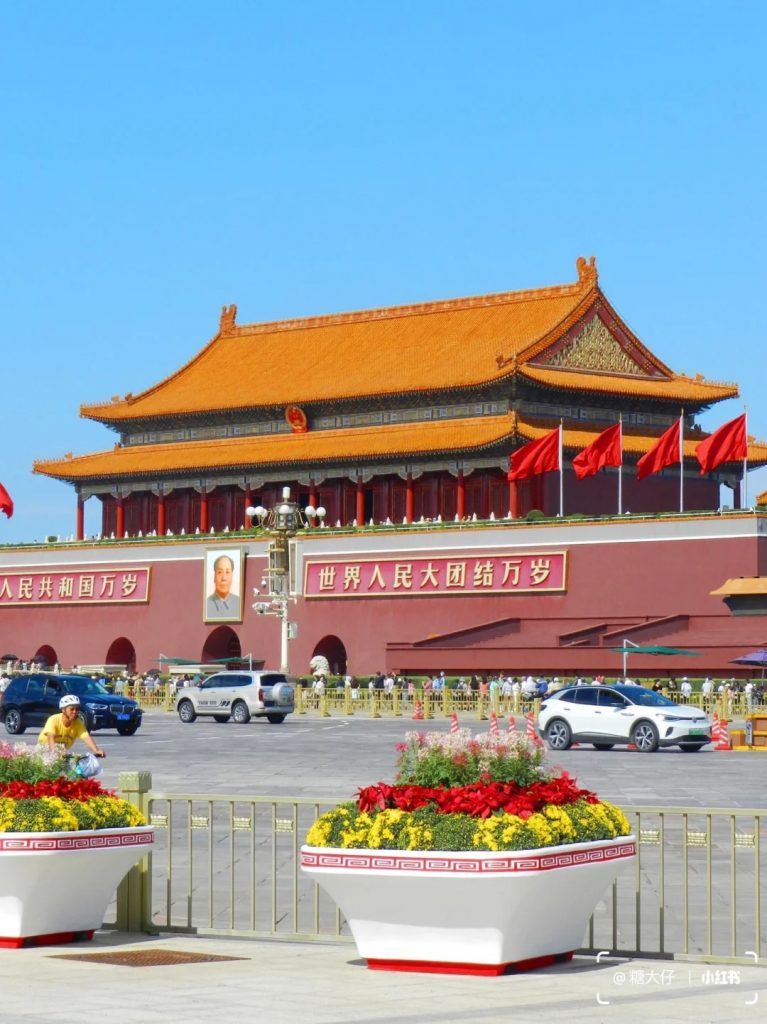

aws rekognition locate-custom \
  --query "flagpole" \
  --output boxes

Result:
[743,406,749,508]
[558,421,564,517]
[679,409,684,513]
[618,415,623,515]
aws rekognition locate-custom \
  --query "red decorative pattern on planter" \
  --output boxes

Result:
[301,840,636,873]
[0,830,154,853]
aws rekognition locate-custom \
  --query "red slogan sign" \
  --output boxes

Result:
[304,552,566,598]
[0,567,151,607]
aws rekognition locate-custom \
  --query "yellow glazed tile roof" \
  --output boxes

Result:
[35,415,522,482]
[34,413,767,483]
[518,365,738,402]
[80,258,734,425]
[710,577,767,597]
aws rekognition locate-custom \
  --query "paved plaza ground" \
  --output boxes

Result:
[95,708,764,808]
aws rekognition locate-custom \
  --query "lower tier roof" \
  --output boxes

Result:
[34,413,767,485]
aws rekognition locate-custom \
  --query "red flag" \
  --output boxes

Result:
[695,414,747,475]
[636,418,682,482]
[572,423,622,480]
[0,482,12,519]
[507,427,560,482]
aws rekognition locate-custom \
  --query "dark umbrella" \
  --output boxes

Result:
[731,650,767,679]
[607,642,701,677]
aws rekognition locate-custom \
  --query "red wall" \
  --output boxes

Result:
[1,518,764,677]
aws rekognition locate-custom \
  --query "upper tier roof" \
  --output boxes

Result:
[80,257,737,426]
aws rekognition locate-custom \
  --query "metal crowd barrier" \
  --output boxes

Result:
[114,774,766,965]
[126,684,763,724]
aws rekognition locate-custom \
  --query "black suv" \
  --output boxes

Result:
[0,673,143,736]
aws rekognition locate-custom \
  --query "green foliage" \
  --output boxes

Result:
[394,730,545,788]
[0,743,66,784]
[305,799,631,852]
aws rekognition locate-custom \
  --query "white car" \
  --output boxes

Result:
[176,670,295,725]
[537,684,711,753]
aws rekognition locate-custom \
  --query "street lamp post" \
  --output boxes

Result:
[247,487,325,673]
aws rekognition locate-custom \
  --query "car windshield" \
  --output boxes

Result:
[64,677,111,697]
[615,685,676,707]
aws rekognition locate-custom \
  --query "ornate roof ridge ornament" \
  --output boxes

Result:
[219,303,238,336]
[576,255,598,287]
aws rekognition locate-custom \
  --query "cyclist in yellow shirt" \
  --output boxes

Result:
[38,694,106,757]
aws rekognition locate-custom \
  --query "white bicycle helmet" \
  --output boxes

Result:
[59,694,81,709]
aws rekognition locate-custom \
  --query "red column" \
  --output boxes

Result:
[508,479,519,519]
[480,472,490,519]
[76,496,84,541]
[356,477,365,525]
[456,471,466,520]
[244,486,252,529]
[405,472,414,524]
[200,490,209,532]
[157,494,166,535]
[115,498,125,539]
[309,479,318,527]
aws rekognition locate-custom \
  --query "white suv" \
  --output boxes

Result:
[537,684,711,753]
[176,671,295,725]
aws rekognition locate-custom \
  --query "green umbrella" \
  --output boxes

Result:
[607,642,702,677]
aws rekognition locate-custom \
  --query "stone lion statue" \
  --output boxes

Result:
[310,654,330,679]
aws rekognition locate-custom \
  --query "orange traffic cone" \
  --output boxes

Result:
[412,700,424,721]
[508,715,516,735]
[526,711,543,747]
[489,712,499,737]
[450,712,459,734]
[716,719,731,751]
[711,712,720,746]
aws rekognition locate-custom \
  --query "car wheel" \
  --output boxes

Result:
[116,722,139,736]
[545,718,572,751]
[3,707,25,735]
[177,699,197,724]
[267,713,286,724]
[593,743,614,751]
[231,700,251,724]
[631,721,659,753]
[679,742,706,752]
[213,714,230,723]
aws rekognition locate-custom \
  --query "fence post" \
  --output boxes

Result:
[344,687,353,715]
[370,694,381,719]
[116,771,153,933]
[477,694,487,720]
[296,686,306,715]
[392,688,401,717]
[319,693,330,717]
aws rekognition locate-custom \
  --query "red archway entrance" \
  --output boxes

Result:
[202,627,241,664]
[33,644,58,669]
[106,637,136,672]
[312,635,347,675]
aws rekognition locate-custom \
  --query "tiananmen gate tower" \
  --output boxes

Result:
[0,256,764,676]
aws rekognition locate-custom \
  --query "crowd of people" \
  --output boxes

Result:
[297,670,766,713]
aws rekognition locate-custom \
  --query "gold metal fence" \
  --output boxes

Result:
[127,684,762,724]
[114,774,766,964]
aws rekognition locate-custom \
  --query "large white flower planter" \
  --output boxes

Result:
[302,835,636,975]
[0,827,154,948]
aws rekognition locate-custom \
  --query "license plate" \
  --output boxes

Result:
[688,729,705,736]
[117,713,131,721]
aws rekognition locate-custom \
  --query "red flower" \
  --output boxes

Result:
[354,775,596,819]
[0,778,115,801]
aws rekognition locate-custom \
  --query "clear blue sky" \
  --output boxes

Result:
[1,2,765,544]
